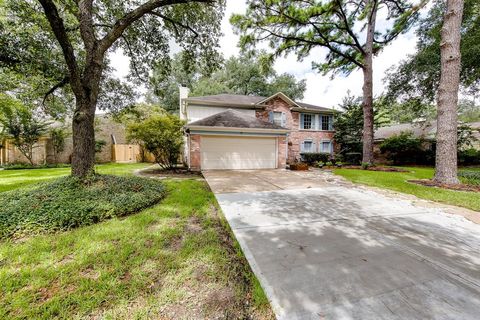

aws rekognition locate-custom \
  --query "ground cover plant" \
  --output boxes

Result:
[334,167,480,211]
[0,174,166,239]
[0,163,149,193]
[0,180,272,319]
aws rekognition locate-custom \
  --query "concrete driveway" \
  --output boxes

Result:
[203,170,480,320]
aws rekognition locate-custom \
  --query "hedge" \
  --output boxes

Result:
[0,175,166,239]
[300,152,331,164]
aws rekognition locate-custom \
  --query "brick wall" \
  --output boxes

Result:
[256,97,335,163]
[277,136,287,168]
[189,134,201,170]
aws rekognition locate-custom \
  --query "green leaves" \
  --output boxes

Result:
[232,0,421,76]
[126,111,185,169]
[386,0,480,105]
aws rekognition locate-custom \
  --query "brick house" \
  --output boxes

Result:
[181,89,335,170]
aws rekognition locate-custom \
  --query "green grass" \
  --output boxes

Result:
[0,175,167,239]
[334,167,480,211]
[0,179,272,319]
[0,163,150,193]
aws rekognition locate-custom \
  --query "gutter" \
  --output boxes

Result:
[186,125,289,134]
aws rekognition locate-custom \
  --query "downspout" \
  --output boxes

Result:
[286,133,289,167]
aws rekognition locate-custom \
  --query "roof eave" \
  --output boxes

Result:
[290,107,335,114]
[186,125,289,134]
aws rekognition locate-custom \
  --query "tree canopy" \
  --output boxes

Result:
[149,52,307,112]
[0,0,225,177]
[385,0,479,108]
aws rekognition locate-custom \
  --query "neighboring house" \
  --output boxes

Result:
[374,120,480,152]
[0,114,142,166]
[181,89,335,170]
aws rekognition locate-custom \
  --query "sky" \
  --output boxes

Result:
[112,0,421,110]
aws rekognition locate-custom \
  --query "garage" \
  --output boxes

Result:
[200,136,277,170]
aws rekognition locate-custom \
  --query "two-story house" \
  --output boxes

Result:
[180,88,335,170]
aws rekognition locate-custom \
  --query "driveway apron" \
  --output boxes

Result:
[204,170,480,320]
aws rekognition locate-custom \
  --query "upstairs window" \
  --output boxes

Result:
[301,114,313,130]
[269,111,286,127]
[321,115,334,131]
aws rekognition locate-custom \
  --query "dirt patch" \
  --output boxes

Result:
[138,167,203,179]
[342,165,410,172]
[205,288,236,312]
[37,281,61,303]
[186,216,203,234]
[409,179,480,193]
[80,266,101,280]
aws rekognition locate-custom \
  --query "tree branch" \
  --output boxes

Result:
[99,0,213,54]
[148,10,199,38]
[42,76,70,105]
[38,0,82,95]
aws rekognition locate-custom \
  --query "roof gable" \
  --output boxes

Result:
[255,92,301,108]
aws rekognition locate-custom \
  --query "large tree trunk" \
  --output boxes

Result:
[361,66,374,164]
[71,59,103,178]
[361,0,377,165]
[434,0,464,184]
[71,102,96,177]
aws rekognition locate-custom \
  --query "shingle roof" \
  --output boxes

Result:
[187,109,286,130]
[374,120,480,141]
[185,93,333,112]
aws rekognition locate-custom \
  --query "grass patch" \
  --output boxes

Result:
[0,180,273,319]
[0,175,166,239]
[0,162,150,193]
[334,167,480,211]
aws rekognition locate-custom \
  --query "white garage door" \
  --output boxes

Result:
[201,136,277,170]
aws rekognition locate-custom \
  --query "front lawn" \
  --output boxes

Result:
[0,163,150,193]
[334,167,480,212]
[0,179,272,319]
[0,175,167,239]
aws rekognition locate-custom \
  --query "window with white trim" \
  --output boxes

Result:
[321,115,333,131]
[301,114,313,130]
[273,112,283,126]
[320,140,332,153]
[301,139,314,153]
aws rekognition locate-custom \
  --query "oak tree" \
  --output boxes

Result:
[1,0,224,178]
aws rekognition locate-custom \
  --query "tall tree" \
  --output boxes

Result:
[434,0,464,184]
[1,0,224,178]
[232,0,424,164]
[385,0,479,115]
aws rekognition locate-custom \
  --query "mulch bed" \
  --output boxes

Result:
[139,168,203,178]
[409,179,480,193]
[341,165,410,172]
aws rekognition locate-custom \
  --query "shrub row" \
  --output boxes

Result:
[458,149,480,165]
[300,152,331,164]
[458,170,480,186]
[0,174,166,239]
